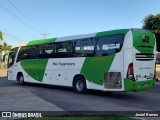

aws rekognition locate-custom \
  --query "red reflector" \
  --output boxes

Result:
[129,63,134,75]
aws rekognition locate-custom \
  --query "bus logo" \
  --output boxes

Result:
[2,112,11,117]
[142,35,149,43]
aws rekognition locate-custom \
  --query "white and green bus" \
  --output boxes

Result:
[8,29,156,93]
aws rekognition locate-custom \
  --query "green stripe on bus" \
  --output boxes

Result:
[96,29,129,37]
[21,59,48,82]
[80,54,115,85]
[27,38,57,46]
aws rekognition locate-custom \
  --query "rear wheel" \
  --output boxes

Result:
[17,73,25,85]
[73,76,87,94]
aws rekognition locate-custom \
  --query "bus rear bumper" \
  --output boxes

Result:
[124,79,155,92]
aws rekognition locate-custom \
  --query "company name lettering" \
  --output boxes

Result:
[139,67,151,70]
[53,62,75,66]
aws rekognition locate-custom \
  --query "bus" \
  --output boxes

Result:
[7,29,156,93]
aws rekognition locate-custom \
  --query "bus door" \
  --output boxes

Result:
[8,47,19,80]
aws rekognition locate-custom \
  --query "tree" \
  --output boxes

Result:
[142,13,160,52]
[0,31,3,40]
[1,42,11,54]
[0,31,3,50]
[0,42,11,63]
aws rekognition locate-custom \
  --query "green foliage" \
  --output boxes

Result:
[0,31,3,40]
[1,42,11,52]
[142,13,160,51]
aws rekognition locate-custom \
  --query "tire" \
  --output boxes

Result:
[17,73,25,85]
[73,76,87,94]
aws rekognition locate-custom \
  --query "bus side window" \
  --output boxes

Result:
[17,46,34,61]
[56,42,73,58]
[96,34,124,56]
[8,53,14,67]
[37,44,56,58]
[17,46,29,61]
[74,38,95,57]
[17,47,22,61]
[8,47,18,67]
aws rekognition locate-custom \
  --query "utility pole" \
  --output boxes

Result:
[41,33,49,39]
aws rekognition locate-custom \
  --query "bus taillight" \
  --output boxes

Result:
[127,63,135,80]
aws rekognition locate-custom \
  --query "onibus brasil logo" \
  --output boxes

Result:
[1,112,42,118]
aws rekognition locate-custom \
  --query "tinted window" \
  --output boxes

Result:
[96,34,124,56]
[57,42,73,58]
[16,34,124,60]
[8,47,18,68]
[17,46,36,61]
[17,43,56,61]
[74,38,95,57]
[37,44,56,58]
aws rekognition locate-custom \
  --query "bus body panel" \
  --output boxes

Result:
[132,29,156,81]
[107,52,124,90]
[42,58,85,86]
[133,49,155,81]
[123,48,133,84]
[123,29,156,91]
[121,30,133,79]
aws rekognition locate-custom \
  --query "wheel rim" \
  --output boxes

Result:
[19,76,24,84]
[76,80,84,91]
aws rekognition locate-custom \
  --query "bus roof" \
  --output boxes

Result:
[17,28,151,47]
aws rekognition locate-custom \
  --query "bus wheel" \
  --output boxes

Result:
[18,73,25,85]
[73,76,86,94]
